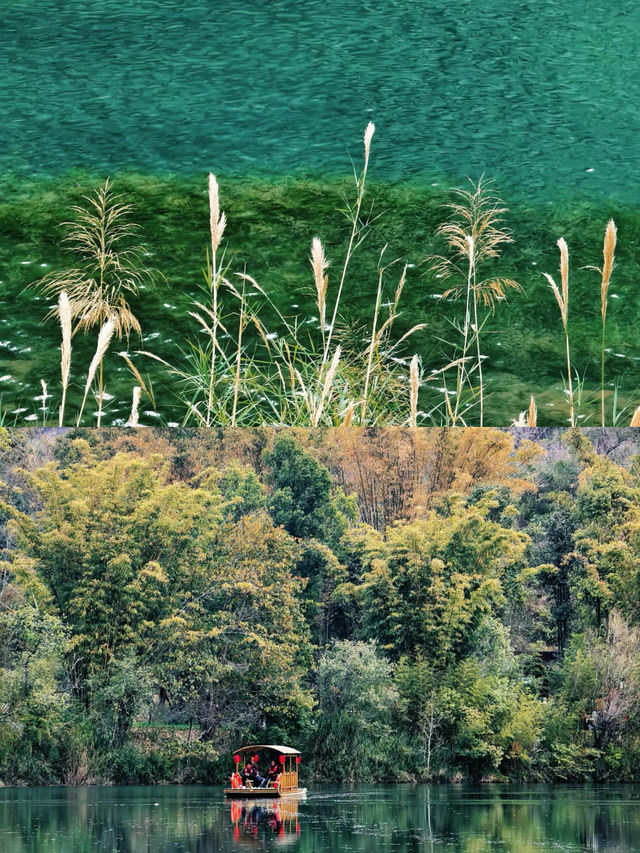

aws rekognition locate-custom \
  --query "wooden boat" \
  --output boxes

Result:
[224,744,306,798]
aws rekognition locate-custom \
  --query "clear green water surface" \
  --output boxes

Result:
[3,0,640,199]
[1,784,639,853]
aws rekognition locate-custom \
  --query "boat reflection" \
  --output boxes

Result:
[230,796,303,844]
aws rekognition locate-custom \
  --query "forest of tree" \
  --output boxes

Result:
[1,426,640,786]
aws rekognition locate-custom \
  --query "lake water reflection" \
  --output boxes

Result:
[1,784,639,852]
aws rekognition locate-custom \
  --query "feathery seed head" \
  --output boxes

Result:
[59,291,72,388]
[313,346,341,427]
[310,237,329,329]
[601,219,617,323]
[127,385,141,427]
[557,237,569,310]
[84,320,116,396]
[409,354,420,428]
[342,401,354,427]
[363,122,375,166]
[543,272,567,328]
[208,172,226,254]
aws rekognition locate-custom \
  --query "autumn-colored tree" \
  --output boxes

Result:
[316,428,540,529]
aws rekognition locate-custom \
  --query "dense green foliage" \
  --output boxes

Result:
[2,427,640,785]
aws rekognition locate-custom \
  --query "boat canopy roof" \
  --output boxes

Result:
[233,744,301,756]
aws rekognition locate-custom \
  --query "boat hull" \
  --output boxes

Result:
[224,786,306,799]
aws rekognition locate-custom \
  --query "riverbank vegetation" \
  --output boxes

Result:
[1,426,640,785]
[2,130,640,427]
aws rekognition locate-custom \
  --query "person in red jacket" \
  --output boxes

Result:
[266,759,282,783]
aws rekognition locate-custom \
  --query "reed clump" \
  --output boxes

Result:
[4,132,637,427]
[542,219,628,427]
[137,123,425,428]
[32,180,157,426]
[428,177,521,426]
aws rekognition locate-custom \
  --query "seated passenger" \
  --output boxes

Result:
[251,759,268,788]
[266,759,282,782]
[241,760,254,785]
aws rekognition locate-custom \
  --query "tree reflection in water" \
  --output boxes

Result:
[1,785,640,852]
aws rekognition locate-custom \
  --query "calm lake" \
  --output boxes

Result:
[1,784,639,853]
[3,0,640,424]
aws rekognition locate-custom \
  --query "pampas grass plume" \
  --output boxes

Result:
[601,219,617,323]
[126,385,141,427]
[58,291,72,426]
[311,237,329,331]
[342,401,354,427]
[312,346,341,427]
[208,173,227,255]
[409,354,420,428]
[558,237,569,312]
[363,122,375,167]
[77,320,115,426]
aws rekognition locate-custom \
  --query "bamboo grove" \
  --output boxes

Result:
[1,427,640,785]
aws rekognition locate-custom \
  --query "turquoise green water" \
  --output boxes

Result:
[3,0,640,202]
[1,785,639,852]
[3,0,640,424]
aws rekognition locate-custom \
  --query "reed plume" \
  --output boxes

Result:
[77,320,115,426]
[409,354,420,428]
[430,177,520,425]
[311,237,329,337]
[528,394,537,427]
[598,220,617,426]
[208,172,227,255]
[58,291,72,427]
[40,379,49,426]
[363,121,375,171]
[126,385,141,427]
[323,123,375,365]
[543,238,574,426]
[342,401,354,427]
